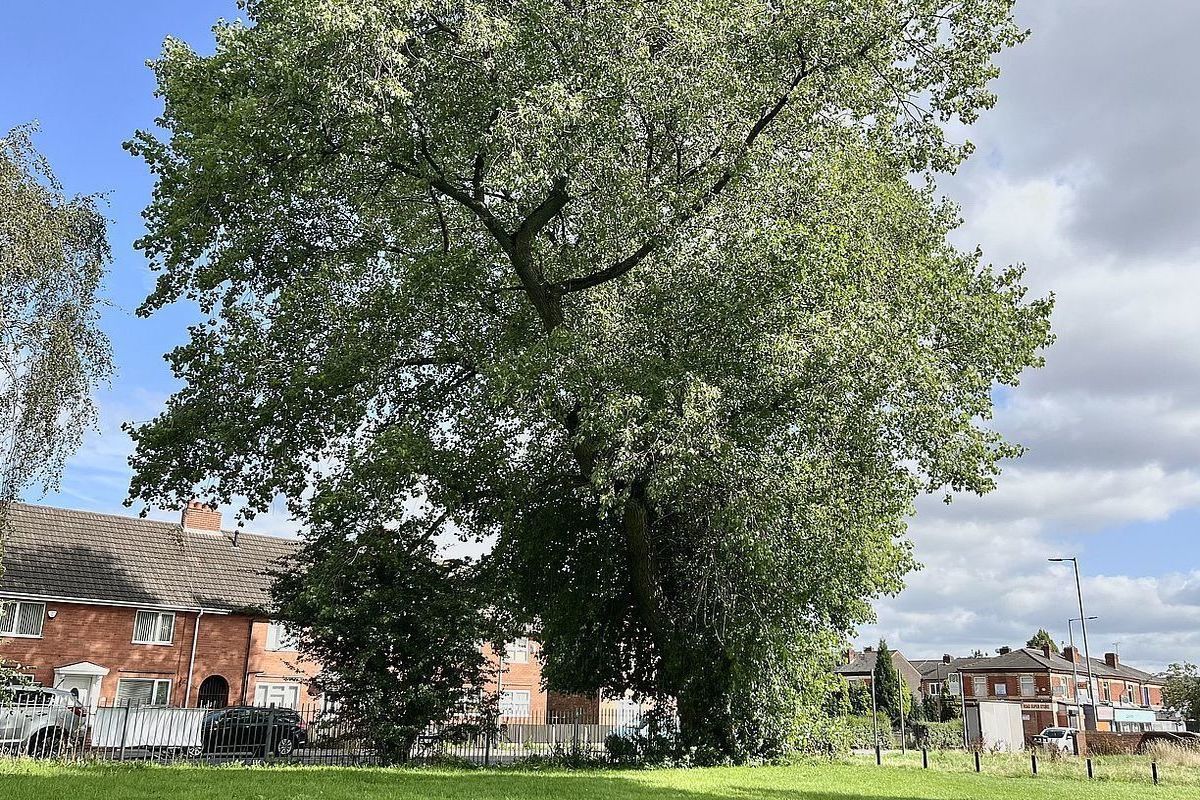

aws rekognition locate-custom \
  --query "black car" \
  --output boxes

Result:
[197,706,308,756]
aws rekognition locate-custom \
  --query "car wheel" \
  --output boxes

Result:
[275,737,296,757]
[26,731,63,759]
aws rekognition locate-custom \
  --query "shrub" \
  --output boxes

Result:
[791,712,853,759]
[912,720,964,750]
[842,714,896,750]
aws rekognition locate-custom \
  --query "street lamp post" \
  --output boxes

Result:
[1050,557,1096,729]
[1067,615,1098,728]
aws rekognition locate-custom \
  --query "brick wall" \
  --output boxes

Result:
[0,599,319,708]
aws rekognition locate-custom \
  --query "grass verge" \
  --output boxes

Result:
[0,758,1194,800]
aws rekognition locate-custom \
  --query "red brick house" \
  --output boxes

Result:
[1,501,556,717]
[0,502,323,711]
[835,646,923,697]
[954,645,1176,740]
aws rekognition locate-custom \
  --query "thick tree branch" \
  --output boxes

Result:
[556,39,877,296]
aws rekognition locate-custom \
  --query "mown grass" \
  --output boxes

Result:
[845,747,1195,788]
[0,758,1194,800]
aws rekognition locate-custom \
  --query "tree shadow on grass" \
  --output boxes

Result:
[0,762,1103,800]
[0,766,918,800]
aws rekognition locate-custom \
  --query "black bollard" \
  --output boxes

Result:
[875,743,881,766]
[1031,751,1038,776]
[974,750,981,773]
[922,747,928,769]
[1152,761,1159,785]
[1086,757,1093,780]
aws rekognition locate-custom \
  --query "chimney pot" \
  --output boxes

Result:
[182,500,222,533]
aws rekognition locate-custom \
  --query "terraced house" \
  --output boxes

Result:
[0,502,323,711]
[0,501,556,720]
[955,645,1179,740]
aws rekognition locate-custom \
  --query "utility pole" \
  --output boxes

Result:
[1051,557,1096,729]
[1067,617,1095,727]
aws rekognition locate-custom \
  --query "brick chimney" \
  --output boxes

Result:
[998,646,1012,655]
[1104,652,1120,669]
[182,500,222,533]
[942,654,953,664]
[1042,644,1054,659]
[845,648,858,664]
[1063,646,1081,664]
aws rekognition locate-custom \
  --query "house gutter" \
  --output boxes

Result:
[184,607,204,707]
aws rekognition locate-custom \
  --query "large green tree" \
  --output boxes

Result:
[125,0,1051,759]
[1163,662,1200,729]
[1026,629,1058,654]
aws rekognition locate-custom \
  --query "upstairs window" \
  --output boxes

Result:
[0,601,45,638]
[132,610,175,645]
[972,676,987,697]
[266,621,300,652]
[994,682,1008,697]
[506,637,530,663]
[1020,675,1036,697]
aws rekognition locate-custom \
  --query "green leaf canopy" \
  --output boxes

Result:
[126,0,1052,759]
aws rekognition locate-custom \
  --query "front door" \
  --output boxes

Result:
[55,674,97,711]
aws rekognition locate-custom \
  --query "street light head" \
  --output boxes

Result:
[1048,557,1075,563]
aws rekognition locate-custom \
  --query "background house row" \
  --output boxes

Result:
[0,501,637,722]
[836,644,1183,741]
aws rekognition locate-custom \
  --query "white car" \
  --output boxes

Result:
[1032,726,1078,753]
[0,686,88,756]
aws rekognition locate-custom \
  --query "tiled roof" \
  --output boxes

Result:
[0,502,297,613]
[954,648,1161,684]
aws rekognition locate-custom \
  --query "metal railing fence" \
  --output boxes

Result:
[0,698,651,766]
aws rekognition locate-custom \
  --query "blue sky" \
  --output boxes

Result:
[3,2,1199,671]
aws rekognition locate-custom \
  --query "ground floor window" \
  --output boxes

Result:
[500,689,531,718]
[254,681,301,710]
[117,678,171,706]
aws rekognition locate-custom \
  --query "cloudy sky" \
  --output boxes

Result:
[3,3,1198,673]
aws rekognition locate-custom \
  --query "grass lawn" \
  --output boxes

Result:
[0,758,1193,800]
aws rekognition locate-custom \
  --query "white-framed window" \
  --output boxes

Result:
[254,682,301,710]
[994,682,1008,697]
[266,621,300,652]
[1020,675,1036,697]
[927,682,942,696]
[505,637,530,663]
[499,689,531,718]
[972,676,987,697]
[117,678,171,707]
[0,600,45,638]
[132,610,175,645]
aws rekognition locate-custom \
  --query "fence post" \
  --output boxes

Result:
[1086,757,1093,780]
[572,708,581,755]
[119,705,131,762]
[266,707,278,762]
[1151,761,1159,785]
